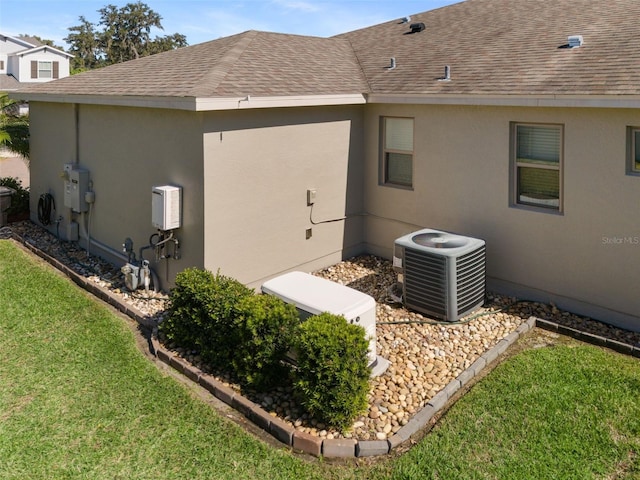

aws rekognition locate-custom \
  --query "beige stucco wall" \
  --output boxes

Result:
[29,102,363,290]
[363,103,640,329]
[28,102,205,289]
[201,106,364,286]
[28,99,637,328]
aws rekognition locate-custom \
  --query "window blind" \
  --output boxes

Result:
[385,118,413,151]
[516,125,560,162]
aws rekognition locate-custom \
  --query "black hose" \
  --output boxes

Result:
[37,193,55,226]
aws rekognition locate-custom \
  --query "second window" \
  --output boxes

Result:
[512,123,563,211]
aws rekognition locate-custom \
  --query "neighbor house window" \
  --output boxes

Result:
[381,117,414,187]
[31,60,58,79]
[512,123,563,211]
[628,127,640,175]
[38,61,53,78]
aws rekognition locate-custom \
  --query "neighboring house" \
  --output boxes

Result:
[1,33,72,93]
[14,0,640,331]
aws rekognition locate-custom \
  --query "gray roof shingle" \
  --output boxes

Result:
[17,30,368,98]
[339,0,640,96]
[16,0,640,100]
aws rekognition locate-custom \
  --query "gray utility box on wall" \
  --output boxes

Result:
[393,228,486,322]
[63,164,90,213]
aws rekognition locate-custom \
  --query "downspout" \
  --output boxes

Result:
[74,103,80,164]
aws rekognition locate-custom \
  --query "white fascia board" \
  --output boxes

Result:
[12,93,366,111]
[20,45,74,58]
[367,93,640,109]
[194,94,367,111]
[10,92,198,110]
[3,35,35,49]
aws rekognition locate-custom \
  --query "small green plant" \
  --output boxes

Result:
[232,294,299,391]
[292,312,371,430]
[0,176,29,216]
[162,268,252,367]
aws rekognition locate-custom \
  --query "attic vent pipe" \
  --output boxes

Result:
[568,35,583,47]
[388,57,397,70]
[402,16,411,24]
[438,65,451,81]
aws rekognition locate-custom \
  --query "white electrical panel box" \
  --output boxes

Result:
[152,185,182,231]
[63,164,90,212]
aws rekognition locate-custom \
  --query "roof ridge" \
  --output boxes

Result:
[189,30,260,97]
[340,36,373,95]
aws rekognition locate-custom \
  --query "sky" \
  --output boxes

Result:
[0,0,461,49]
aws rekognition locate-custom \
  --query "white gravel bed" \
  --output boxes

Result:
[2,221,639,442]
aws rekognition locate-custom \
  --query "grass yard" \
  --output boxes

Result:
[1,239,639,479]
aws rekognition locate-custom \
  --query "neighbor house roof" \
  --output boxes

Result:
[16,36,43,47]
[0,75,21,91]
[14,0,640,110]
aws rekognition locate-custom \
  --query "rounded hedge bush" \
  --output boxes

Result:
[292,312,371,430]
[161,268,253,368]
[232,294,299,391]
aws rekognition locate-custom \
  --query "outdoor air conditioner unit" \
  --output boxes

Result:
[393,228,486,322]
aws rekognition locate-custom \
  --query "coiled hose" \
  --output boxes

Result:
[37,193,55,225]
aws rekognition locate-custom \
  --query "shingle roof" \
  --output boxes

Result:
[0,74,21,91]
[15,0,640,101]
[339,0,640,96]
[17,30,368,98]
[17,36,42,47]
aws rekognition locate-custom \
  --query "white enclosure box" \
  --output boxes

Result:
[152,185,181,230]
[261,271,382,370]
[63,164,90,212]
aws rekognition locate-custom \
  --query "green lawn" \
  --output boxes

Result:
[1,239,639,479]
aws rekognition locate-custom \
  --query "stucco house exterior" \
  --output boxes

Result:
[14,0,640,331]
[1,34,72,92]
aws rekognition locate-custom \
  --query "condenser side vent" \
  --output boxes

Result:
[455,246,486,315]
[404,248,448,317]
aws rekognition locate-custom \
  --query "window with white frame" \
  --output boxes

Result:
[38,61,53,78]
[628,127,640,175]
[512,123,563,211]
[381,117,414,187]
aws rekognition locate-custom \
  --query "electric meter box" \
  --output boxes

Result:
[63,164,90,212]
[152,185,181,231]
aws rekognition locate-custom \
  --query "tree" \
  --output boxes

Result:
[0,93,29,162]
[65,2,188,71]
[64,16,101,72]
[147,33,188,56]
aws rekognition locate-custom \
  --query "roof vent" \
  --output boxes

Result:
[438,65,451,81]
[409,22,425,33]
[568,35,584,48]
[387,57,397,70]
[401,16,411,24]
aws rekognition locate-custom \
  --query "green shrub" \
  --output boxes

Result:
[232,294,299,391]
[162,268,252,368]
[292,312,371,430]
[0,176,29,215]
